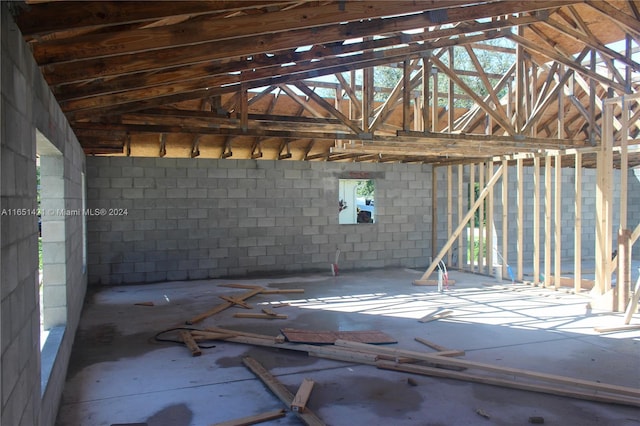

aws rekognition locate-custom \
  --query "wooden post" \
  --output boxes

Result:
[458,164,464,270]
[533,156,541,285]
[448,47,455,132]
[554,154,562,290]
[422,56,431,132]
[469,164,476,272]
[416,165,504,284]
[486,161,494,276]
[403,59,411,132]
[502,158,509,280]
[432,69,439,132]
[517,158,524,281]
[544,156,552,288]
[447,166,453,266]
[595,102,614,294]
[478,162,485,274]
[617,229,632,312]
[432,167,438,262]
[574,152,582,293]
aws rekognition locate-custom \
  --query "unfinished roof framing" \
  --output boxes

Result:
[12,0,640,164]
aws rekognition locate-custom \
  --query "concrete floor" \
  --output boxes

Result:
[55,268,640,426]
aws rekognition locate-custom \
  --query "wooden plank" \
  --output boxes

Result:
[418,310,454,323]
[485,162,493,275]
[414,337,466,357]
[219,296,252,309]
[260,289,305,294]
[595,324,640,333]
[234,313,288,319]
[242,357,326,426]
[179,331,202,357]
[334,341,640,399]
[211,409,286,426]
[377,361,640,408]
[415,165,504,283]
[186,288,263,324]
[280,329,397,345]
[291,379,315,413]
[262,308,278,316]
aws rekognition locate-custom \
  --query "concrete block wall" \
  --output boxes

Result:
[86,157,434,285]
[1,5,87,426]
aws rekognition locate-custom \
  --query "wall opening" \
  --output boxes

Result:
[338,179,375,224]
[36,131,67,346]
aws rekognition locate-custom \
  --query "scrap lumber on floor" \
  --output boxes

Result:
[186,288,263,324]
[184,326,640,407]
[291,378,315,412]
[418,310,453,323]
[179,330,202,357]
[210,409,286,426]
[280,328,397,344]
[186,285,304,324]
[233,313,288,319]
[594,324,640,333]
[414,337,465,357]
[376,361,640,407]
[242,357,326,426]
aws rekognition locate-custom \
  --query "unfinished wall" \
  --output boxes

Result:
[493,163,621,272]
[430,161,626,276]
[1,5,87,426]
[86,157,434,285]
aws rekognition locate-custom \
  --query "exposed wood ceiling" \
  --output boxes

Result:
[12,0,640,165]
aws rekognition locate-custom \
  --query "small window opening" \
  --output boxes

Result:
[338,179,375,224]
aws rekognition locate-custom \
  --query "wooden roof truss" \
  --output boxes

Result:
[13,0,640,165]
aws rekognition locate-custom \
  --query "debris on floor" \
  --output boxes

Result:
[211,409,286,426]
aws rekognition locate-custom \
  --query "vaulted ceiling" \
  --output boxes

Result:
[12,0,640,165]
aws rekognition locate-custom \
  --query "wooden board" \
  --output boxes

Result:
[291,379,315,412]
[211,409,286,426]
[234,313,288,319]
[377,361,640,408]
[242,357,326,426]
[179,330,202,357]
[280,328,397,345]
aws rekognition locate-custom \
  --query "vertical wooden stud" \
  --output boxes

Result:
[458,164,464,270]
[486,161,494,276]
[554,154,562,290]
[502,158,509,280]
[544,156,552,288]
[517,158,524,282]
[478,162,485,274]
[432,166,438,262]
[574,152,582,293]
[533,156,541,285]
[447,165,453,266]
[469,164,476,272]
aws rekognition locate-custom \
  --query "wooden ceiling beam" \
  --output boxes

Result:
[507,33,629,93]
[16,1,287,37]
[42,3,552,84]
[33,1,466,64]
[65,31,506,118]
